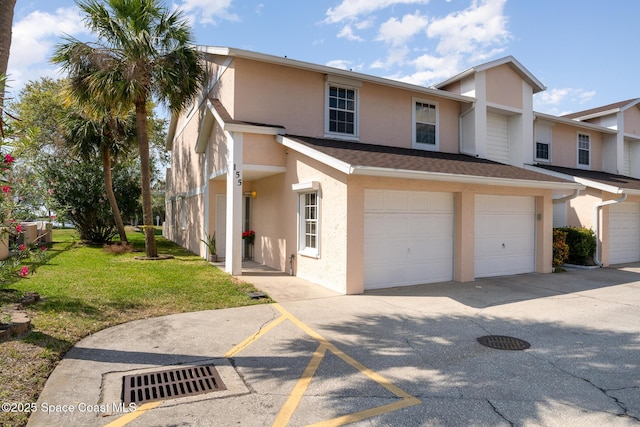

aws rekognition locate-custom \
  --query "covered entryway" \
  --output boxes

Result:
[475,195,535,277]
[609,202,640,264]
[364,190,454,289]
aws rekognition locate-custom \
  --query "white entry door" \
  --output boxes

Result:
[364,190,454,289]
[475,195,535,278]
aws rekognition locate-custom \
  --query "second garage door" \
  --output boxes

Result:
[609,202,640,264]
[364,190,454,289]
[475,195,535,278]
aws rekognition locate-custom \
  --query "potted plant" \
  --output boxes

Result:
[201,231,217,262]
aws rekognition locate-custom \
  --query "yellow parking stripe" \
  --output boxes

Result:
[225,313,287,357]
[306,397,422,427]
[103,402,162,427]
[272,343,328,427]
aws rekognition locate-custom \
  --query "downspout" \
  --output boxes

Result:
[593,193,627,266]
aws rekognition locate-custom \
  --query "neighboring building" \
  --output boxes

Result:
[527,99,640,266]
[165,46,615,294]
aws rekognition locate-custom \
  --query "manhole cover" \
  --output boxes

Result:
[122,364,227,405]
[477,335,530,351]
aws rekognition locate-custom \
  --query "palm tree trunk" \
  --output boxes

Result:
[101,144,128,243]
[135,99,157,257]
[0,0,16,104]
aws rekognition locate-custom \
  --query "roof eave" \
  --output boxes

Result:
[198,46,475,104]
[534,112,618,134]
[351,166,581,190]
[524,164,640,194]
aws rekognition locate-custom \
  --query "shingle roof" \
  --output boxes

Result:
[534,164,640,192]
[286,135,573,185]
[562,99,640,120]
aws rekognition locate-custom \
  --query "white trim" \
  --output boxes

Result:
[325,74,362,88]
[577,131,591,169]
[324,81,359,139]
[297,191,320,259]
[524,164,640,195]
[351,165,582,190]
[412,97,439,151]
[278,136,353,174]
[534,112,618,134]
[292,181,320,192]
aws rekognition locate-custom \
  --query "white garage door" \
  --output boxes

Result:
[364,190,454,289]
[609,202,640,264]
[475,195,535,278]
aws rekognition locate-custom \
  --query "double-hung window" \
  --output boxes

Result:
[534,123,552,162]
[293,182,321,258]
[577,132,590,168]
[413,98,438,150]
[325,76,361,139]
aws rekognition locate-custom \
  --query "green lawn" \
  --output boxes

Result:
[0,228,270,427]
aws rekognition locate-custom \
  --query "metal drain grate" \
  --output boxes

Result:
[477,335,531,351]
[122,364,227,405]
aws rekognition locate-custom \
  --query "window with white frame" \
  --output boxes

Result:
[324,76,361,139]
[327,85,356,135]
[413,99,438,150]
[536,142,550,161]
[534,123,552,162]
[577,132,590,167]
[299,192,319,256]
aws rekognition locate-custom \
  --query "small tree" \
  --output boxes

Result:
[45,157,141,244]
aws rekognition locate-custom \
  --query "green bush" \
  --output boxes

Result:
[556,227,596,265]
[553,229,569,267]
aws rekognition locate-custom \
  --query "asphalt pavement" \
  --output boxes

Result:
[26,264,640,426]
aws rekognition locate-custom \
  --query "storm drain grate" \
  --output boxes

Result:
[477,335,531,351]
[122,364,227,405]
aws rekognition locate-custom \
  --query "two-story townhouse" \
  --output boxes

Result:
[527,99,640,266]
[164,47,580,294]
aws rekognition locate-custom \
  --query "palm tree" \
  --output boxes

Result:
[51,0,204,258]
[63,104,137,243]
[0,0,16,107]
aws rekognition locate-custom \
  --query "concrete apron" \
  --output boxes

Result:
[28,265,640,426]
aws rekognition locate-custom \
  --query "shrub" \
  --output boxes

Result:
[44,158,141,244]
[556,226,596,265]
[553,229,569,267]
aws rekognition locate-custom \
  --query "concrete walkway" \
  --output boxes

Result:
[27,264,640,426]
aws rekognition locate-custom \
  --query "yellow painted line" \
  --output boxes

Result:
[273,304,420,399]
[272,343,328,427]
[306,397,422,427]
[103,402,162,427]
[225,313,287,357]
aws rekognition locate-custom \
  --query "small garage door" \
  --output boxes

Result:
[475,195,535,278]
[364,190,454,289]
[609,202,640,264]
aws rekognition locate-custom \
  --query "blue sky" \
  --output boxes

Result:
[7,0,640,116]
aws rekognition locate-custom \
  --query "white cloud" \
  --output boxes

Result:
[7,7,87,89]
[534,88,596,114]
[326,0,430,24]
[370,46,409,69]
[337,25,364,41]
[176,0,238,25]
[426,0,509,56]
[376,12,429,47]
[326,59,354,70]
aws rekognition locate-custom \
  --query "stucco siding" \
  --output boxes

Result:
[624,107,640,137]
[486,64,523,109]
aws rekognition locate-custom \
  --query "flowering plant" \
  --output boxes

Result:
[242,230,255,244]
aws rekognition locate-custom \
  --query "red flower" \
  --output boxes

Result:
[4,154,14,164]
[18,244,26,251]
[19,266,28,277]
[15,224,23,233]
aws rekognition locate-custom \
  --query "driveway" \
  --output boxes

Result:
[27,265,640,426]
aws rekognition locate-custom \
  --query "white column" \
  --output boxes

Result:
[225,131,243,275]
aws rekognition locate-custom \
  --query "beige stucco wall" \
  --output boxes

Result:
[624,106,640,136]
[243,134,286,167]
[549,122,605,170]
[485,64,524,109]
[230,58,462,152]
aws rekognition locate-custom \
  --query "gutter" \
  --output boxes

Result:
[593,193,628,266]
[553,189,580,204]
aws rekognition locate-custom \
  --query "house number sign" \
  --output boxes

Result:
[234,164,242,186]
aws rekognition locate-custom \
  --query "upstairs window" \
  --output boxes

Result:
[536,142,550,161]
[577,132,590,168]
[413,98,439,150]
[328,86,356,135]
[534,122,552,162]
[325,76,361,139]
